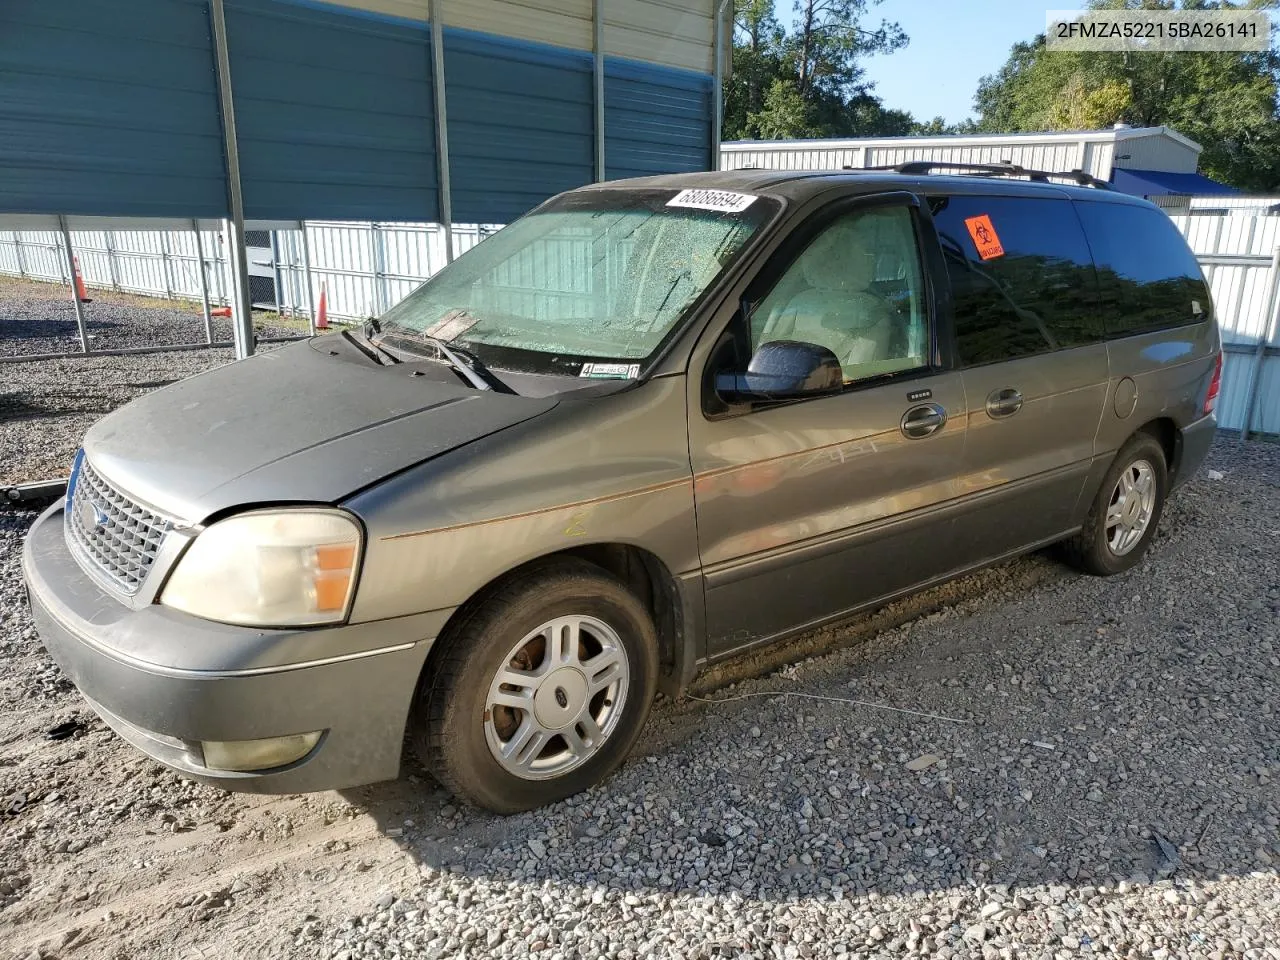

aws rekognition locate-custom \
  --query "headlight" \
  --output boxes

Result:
[161,509,363,627]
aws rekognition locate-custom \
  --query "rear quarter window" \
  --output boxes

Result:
[1074,201,1209,337]
[928,195,1102,366]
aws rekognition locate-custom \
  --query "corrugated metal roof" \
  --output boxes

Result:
[225,0,439,222]
[0,0,228,218]
[444,28,594,224]
[251,0,721,74]
[605,60,712,180]
[604,0,717,74]
[1,0,719,223]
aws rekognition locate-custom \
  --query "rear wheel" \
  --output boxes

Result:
[413,559,658,813]
[1063,432,1168,576]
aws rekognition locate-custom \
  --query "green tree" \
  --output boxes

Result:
[974,0,1280,190]
[723,0,912,140]
[724,0,788,139]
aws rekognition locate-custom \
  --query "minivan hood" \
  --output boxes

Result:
[83,339,557,521]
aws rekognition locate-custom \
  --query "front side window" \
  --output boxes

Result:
[377,188,779,376]
[929,195,1102,366]
[749,205,929,383]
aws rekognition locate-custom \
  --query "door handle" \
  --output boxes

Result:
[985,387,1023,419]
[901,403,947,439]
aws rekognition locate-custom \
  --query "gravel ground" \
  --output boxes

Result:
[0,275,301,486]
[2,419,1278,956]
[0,275,300,357]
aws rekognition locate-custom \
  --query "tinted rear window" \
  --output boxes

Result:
[929,195,1102,366]
[1074,201,1209,337]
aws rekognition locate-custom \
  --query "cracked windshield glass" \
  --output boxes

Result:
[377,189,778,375]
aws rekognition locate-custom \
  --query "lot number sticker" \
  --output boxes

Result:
[964,214,1005,260]
[667,189,757,213]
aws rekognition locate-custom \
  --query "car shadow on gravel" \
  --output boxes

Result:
[342,450,1280,914]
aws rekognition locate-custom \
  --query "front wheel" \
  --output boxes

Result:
[412,559,658,813]
[1063,432,1169,576]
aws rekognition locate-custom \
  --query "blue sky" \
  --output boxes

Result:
[858,0,1050,125]
[850,1,1280,125]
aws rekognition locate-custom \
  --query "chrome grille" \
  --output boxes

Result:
[66,458,170,594]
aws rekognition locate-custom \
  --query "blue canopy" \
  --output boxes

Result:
[1111,167,1239,198]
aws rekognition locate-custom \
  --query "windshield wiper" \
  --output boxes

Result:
[422,336,516,393]
[341,321,400,366]
[377,330,514,394]
[359,318,403,365]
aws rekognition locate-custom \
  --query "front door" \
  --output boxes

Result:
[689,195,968,657]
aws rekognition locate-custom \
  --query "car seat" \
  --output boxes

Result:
[755,218,898,377]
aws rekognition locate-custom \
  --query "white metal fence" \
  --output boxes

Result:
[0,222,495,323]
[269,222,497,322]
[3,205,1279,436]
[1171,208,1280,437]
[0,227,232,304]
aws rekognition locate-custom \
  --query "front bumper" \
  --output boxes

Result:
[21,503,449,793]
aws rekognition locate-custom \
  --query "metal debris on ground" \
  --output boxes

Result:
[44,718,85,741]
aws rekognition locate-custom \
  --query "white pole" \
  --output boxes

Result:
[192,219,215,345]
[209,0,254,358]
[593,0,605,181]
[299,222,317,335]
[712,0,731,170]
[428,0,454,264]
[57,216,90,354]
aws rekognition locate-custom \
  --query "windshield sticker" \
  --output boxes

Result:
[580,362,641,379]
[964,214,1005,260]
[666,189,758,213]
[423,308,481,341]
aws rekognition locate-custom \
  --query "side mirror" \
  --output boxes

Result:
[715,339,844,402]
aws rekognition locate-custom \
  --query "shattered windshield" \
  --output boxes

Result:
[378,188,779,377]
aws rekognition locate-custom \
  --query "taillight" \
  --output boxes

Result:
[1203,352,1222,415]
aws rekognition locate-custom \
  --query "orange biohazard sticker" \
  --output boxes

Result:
[964,214,1005,260]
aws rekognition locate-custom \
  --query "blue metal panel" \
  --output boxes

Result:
[443,27,594,225]
[605,59,712,181]
[0,0,228,217]
[224,0,438,222]
[1,0,712,224]
[1112,167,1239,198]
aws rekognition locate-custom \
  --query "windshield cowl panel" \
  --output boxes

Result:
[378,187,780,379]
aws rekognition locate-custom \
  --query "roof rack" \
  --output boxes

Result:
[845,160,1112,190]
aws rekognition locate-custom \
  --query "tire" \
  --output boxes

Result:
[412,559,658,813]
[1063,432,1169,576]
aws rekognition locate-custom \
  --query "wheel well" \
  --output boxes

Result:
[1137,417,1180,475]
[422,544,685,694]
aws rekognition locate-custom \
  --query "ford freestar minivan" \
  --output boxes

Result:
[23,167,1220,813]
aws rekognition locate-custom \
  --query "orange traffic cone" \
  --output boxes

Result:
[72,256,91,303]
[316,282,328,329]
[211,305,232,318]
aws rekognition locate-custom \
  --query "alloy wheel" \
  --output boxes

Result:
[484,615,630,780]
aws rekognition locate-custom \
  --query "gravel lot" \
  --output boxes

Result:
[0,276,300,486]
[0,275,300,357]
[1,346,1278,958]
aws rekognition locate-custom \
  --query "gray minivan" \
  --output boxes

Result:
[22,166,1220,812]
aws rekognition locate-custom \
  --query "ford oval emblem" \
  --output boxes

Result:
[80,499,109,530]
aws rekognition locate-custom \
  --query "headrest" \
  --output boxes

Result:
[799,217,878,294]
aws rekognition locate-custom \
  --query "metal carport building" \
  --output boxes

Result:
[0,0,730,356]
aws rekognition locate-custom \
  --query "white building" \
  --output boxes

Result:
[719,125,1237,210]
